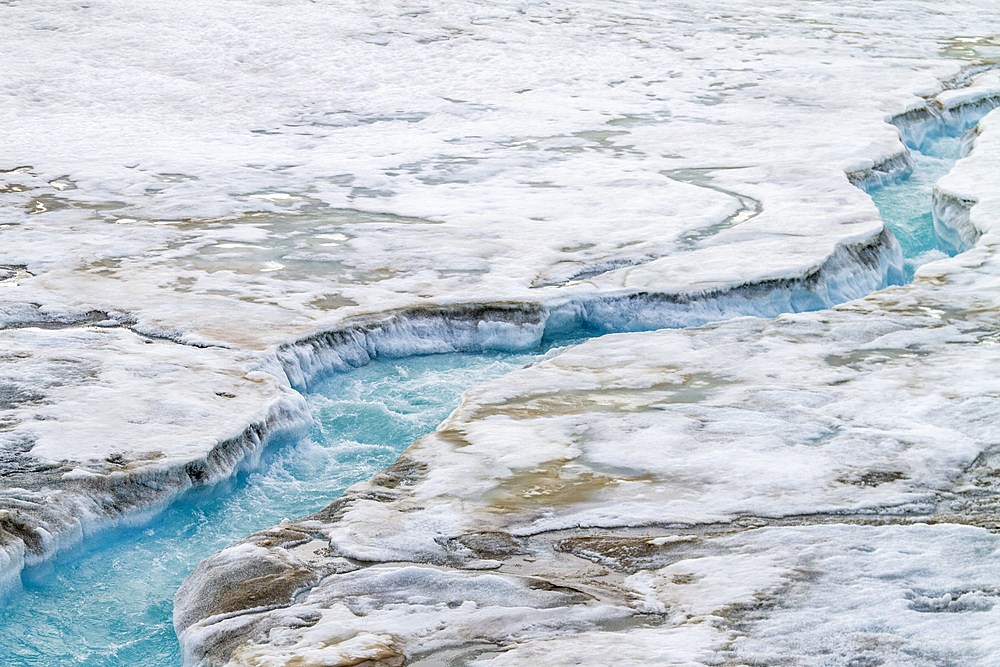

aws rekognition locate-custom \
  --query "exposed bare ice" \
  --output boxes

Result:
[175,104,1000,666]
[2,0,1000,665]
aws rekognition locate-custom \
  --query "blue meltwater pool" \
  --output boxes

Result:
[0,121,978,664]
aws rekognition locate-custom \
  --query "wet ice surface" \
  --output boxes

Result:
[173,109,1000,664]
[3,0,1000,664]
[0,351,537,664]
[2,0,980,346]
[7,0,980,593]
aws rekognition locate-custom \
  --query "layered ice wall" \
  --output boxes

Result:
[0,328,309,590]
[2,0,1000,604]
[176,107,1000,665]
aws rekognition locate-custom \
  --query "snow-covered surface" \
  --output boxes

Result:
[4,0,982,348]
[174,103,1000,664]
[0,326,308,589]
[4,0,970,579]
[3,0,1000,662]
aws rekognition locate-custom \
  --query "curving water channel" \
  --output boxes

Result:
[0,121,977,664]
[868,129,964,280]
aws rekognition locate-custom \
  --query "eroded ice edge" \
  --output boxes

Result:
[1,1,1000,664]
[0,352,547,664]
[174,103,1000,665]
[3,0,965,589]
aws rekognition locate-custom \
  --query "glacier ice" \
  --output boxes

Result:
[175,101,1000,667]
[1,0,1000,664]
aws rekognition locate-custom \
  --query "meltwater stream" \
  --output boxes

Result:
[0,352,543,664]
[869,130,964,280]
[0,124,973,665]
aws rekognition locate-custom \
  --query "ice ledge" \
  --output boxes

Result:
[932,107,1000,256]
[174,107,1000,666]
[846,150,915,191]
[0,328,310,592]
[853,76,1000,192]
[889,72,1000,151]
[0,210,903,588]
[264,226,902,394]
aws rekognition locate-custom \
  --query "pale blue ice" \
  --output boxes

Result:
[869,132,963,280]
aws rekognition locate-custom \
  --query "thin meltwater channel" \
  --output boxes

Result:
[0,121,976,665]
[868,129,965,280]
[0,351,542,664]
